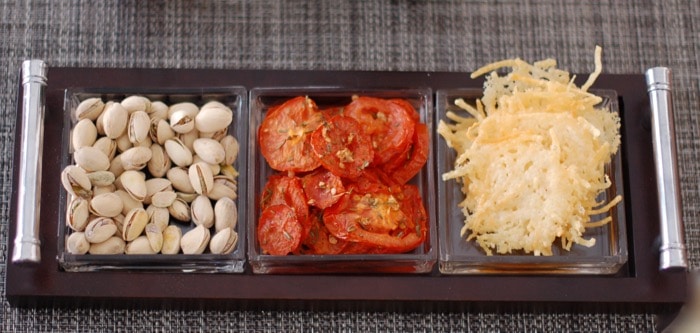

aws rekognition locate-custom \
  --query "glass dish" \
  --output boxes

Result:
[436,88,628,275]
[57,87,248,273]
[247,87,437,274]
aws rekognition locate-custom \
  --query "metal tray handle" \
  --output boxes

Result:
[645,67,688,271]
[11,60,48,264]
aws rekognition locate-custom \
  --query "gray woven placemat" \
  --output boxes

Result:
[2,0,699,332]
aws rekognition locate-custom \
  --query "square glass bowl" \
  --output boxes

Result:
[57,87,248,273]
[247,87,437,274]
[436,88,628,275]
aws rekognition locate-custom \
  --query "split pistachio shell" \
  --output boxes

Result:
[167,166,195,193]
[188,162,214,195]
[206,177,237,201]
[75,97,105,121]
[192,155,220,175]
[88,236,126,255]
[152,191,177,208]
[209,228,238,255]
[214,197,238,232]
[85,217,118,244]
[169,110,195,134]
[67,197,90,232]
[191,195,214,228]
[87,170,116,186]
[120,170,147,202]
[116,133,133,153]
[93,184,116,196]
[220,164,239,180]
[74,146,111,172]
[109,154,125,178]
[145,178,172,202]
[103,102,129,139]
[168,198,191,222]
[164,138,193,167]
[120,146,152,170]
[148,101,169,121]
[113,213,125,236]
[147,206,170,232]
[192,138,225,165]
[121,95,151,114]
[180,224,210,255]
[89,192,124,218]
[61,165,93,199]
[72,118,98,151]
[66,231,90,255]
[178,129,199,152]
[123,207,149,241]
[150,118,175,145]
[168,102,199,120]
[147,144,171,178]
[176,191,198,203]
[115,189,144,216]
[92,137,117,160]
[128,111,151,144]
[195,102,233,133]
[135,135,153,148]
[161,225,182,255]
[220,135,239,165]
[125,235,157,254]
[144,223,164,253]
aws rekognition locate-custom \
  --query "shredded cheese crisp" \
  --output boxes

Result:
[438,46,622,256]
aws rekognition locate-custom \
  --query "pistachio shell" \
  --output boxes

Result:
[178,129,199,152]
[61,165,93,199]
[192,155,220,175]
[84,217,117,243]
[75,97,105,121]
[87,170,116,186]
[214,197,238,232]
[108,154,125,178]
[122,207,149,241]
[128,111,151,144]
[147,144,171,178]
[150,118,175,145]
[191,195,214,228]
[195,102,233,133]
[115,189,144,216]
[170,109,195,134]
[144,177,172,204]
[113,213,125,236]
[148,101,169,121]
[168,102,199,120]
[88,236,125,255]
[206,177,238,201]
[188,162,214,195]
[164,138,193,167]
[121,95,151,114]
[220,135,239,165]
[176,191,198,203]
[74,146,111,172]
[180,224,210,255]
[220,164,239,180]
[103,102,129,139]
[167,167,195,193]
[209,228,238,255]
[146,205,170,232]
[152,190,177,208]
[161,225,182,255]
[125,235,157,254]
[72,118,98,151]
[92,137,117,160]
[135,134,152,148]
[92,184,115,196]
[66,231,90,255]
[144,223,164,253]
[115,133,133,152]
[192,138,225,165]
[120,170,147,202]
[89,192,124,218]
[67,197,90,232]
[168,198,191,222]
[200,128,228,142]
[120,146,152,170]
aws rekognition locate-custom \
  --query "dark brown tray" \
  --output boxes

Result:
[6,68,688,313]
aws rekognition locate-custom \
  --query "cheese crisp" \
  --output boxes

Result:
[438,46,622,256]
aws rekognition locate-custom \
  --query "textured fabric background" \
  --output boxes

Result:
[2,0,699,332]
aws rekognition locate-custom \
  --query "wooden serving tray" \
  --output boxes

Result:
[6,68,688,313]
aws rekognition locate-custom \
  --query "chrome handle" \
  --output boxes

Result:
[11,59,48,264]
[645,67,688,271]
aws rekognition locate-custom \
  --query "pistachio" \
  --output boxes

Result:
[125,235,157,254]
[170,109,195,134]
[120,146,152,170]
[92,137,117,160]
[168,198,191,222]
[75,97,105,121]
[167,166,195,193]
[152,190,177,208]
[150,118,175,145]
[72,118,98,151]
[115,133,133,153]
[61,165,93,199]
[191,195,214,228]
[121,95,151,114]
[206,176,238,201]
[220,164,239,180]
[66,231,90,255]
[108,154,125,178]
[180,224,210,255]
[147,144,171,178]
[89,192,124,218]
[192,138,225,165]
[148,101,169,121]
[88,236,126,255]
[214,197,238,232]
[144,177,172,204]
[161,225,182,255]
[146,205,170,232]
[95,104,107,136]
[115,189,144,216]
[85,217,118,243]
[176,191,198,203]
[164,138,193,167]
[122,207,149,241]
[168,102,199,120]
[188,162,214,195]
[102,102,129,139]
[209,228,238,255]
[220,135,239,165]
[87,170,115,186]
[178,128,199,152]
[74,146,111,172]
[195,102,233,133]
[135,134,153,148]
[192,155,220,175]
[128,110,151,144]
[113,213,125,236]
[67,197,90,232]
[144,223,164,253]
[120,170,147,202]
[93,184,116,196]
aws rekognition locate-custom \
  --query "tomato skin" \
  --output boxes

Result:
[344,97,416,166]
[387,122,430,184]
[258,96,323,172]
[260,174,311,241]
[301,209,349,255]
[258,204,303,255]
[301,168,346,209]
[310,115,374,179]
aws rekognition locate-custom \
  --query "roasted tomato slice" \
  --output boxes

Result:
[260,174,311,240]
[344,96,415,166]
[301,209,349,255]
[323,183,424,253]
[310,115,374,179]
[258,204,303,255]
[258,96,323,172]
[387,98,420,122]
[386,123,430,184]
[301,168,346,209]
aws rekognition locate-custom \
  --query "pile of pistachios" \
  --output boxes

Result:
[61,95,240,256]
